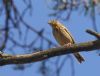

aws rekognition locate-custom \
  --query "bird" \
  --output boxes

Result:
[48,20,85,63]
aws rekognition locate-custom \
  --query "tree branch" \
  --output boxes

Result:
[86,29,100,39]
[0,39,100,66]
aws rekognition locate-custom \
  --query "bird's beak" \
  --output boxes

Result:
[48,21,52,25]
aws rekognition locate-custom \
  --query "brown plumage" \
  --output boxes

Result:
[48,20,85,63]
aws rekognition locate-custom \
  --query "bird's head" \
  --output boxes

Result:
[48,20,59,28]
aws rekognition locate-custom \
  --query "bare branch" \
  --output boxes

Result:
[0,39,100,66]
[86,29,100,39]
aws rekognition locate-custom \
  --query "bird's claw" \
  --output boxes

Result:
[63,43,72,47]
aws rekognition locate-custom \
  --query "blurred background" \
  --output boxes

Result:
[0,0,100,76]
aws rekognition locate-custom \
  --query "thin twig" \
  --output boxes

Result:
[86,29,100,39]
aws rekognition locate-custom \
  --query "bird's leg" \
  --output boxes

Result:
[63,43,72,47]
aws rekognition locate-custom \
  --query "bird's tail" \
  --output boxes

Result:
[73,53,85,63]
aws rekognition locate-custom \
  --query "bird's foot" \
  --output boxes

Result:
[63,43,72,47]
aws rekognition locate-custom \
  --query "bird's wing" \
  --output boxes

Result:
[60,25,75,44]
